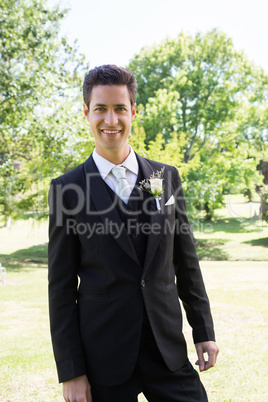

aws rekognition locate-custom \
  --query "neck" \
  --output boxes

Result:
[96,145,130,165]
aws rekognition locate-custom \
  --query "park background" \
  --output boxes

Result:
[0,0,267,400]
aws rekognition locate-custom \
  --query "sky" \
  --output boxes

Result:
[48,0,268,72]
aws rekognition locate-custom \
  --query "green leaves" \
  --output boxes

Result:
[0,0,90,223]
[128,29,268,220]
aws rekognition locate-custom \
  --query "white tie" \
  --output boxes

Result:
[112,166,131,204]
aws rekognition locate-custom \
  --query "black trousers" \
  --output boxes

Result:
[91,317,208,402]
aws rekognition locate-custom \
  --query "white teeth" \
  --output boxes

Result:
[102,130,120,134]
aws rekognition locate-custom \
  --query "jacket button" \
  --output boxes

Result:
[141,280,146,287]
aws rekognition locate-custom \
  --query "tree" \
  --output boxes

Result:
[128,29,268,219]
[0,0,91,224]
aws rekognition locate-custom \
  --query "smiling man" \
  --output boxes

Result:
[48,65,219,402]
[83,84,136,164]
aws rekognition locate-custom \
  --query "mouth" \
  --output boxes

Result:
[101,129,122,137]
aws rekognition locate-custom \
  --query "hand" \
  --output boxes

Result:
[195,341,219,372]
[63,375,92,402]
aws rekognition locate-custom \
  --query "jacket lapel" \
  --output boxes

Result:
[136,155,167,272]
[83,155,140,266]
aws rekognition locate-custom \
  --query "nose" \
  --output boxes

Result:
[104,109,118,125]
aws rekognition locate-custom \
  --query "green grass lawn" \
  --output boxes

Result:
[194,196,268,261]
[0,197,267,401]
[1,262,267,401]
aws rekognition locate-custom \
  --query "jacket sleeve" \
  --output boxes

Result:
[172,167,216,344]
[48,179,87,383]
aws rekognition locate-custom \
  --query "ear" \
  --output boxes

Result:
[83,103,90,121]
[131,103,136,121]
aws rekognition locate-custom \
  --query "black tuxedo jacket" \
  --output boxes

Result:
[48,153,215,385]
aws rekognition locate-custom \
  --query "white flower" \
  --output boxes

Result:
[139,167,165,212]
[150,178,163,196]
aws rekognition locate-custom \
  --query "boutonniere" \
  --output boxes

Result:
[139,167,165,212]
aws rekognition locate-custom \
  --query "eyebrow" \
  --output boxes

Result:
[93,103,128,108]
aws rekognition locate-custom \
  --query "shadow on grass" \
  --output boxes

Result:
[243,237,268,247]
[205,217,264,233]
[195,238,230,260]
[195,239,229,246]
[0,244,48,271]
[196,247,230,261]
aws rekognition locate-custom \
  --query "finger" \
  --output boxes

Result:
[204,347,218,371]
[204,353,214,370]
[196,347,205,372]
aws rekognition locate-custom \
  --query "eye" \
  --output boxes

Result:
[95,107,105,111]
[117,107,127,112]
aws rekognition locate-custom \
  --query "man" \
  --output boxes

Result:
[48,64,219,402]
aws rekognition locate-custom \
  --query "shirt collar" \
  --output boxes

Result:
[92,146,138,180]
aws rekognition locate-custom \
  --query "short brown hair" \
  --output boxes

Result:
[83,65,137,108]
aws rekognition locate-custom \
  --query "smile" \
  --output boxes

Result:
[101,130,121,135]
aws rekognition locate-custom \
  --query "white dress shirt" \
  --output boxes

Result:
[92,146,139,195]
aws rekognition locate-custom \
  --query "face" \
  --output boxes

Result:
[83,85,136,161]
